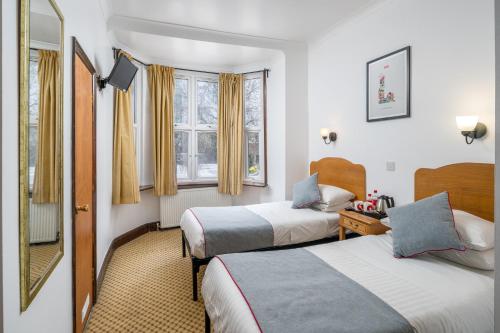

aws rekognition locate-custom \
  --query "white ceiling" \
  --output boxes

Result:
[107,0,381,68]
[114,31,281,70]
[109,0,379,42]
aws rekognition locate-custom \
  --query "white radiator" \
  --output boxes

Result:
[29,199,59,243]
[160,187,232,228]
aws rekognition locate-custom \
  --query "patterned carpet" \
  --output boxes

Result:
[30,243,60,287]
[86,229,206,333]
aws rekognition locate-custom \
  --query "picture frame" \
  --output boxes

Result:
[366,46,411,122]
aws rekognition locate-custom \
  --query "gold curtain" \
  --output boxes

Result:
[147,65,177,196]
[32,50,60,204]
[217,73,244,195]
[112,51,141,204]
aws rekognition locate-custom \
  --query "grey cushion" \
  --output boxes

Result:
[291,173,321,209]
[387,192,465,258]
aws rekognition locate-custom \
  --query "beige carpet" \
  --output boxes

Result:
[30,243,60,287]
[85,229,206,333]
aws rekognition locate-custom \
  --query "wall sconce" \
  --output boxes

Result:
[455,116,487,144]
[320,128,337,144]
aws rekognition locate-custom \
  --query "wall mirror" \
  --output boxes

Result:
[19,0,64,311]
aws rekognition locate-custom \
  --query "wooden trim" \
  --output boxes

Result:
[415,163,494,222]
[96,221,160,296]
[72,37,97,333]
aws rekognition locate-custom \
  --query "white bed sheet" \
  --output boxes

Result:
[180,201,340,259]
[202,234,494,333]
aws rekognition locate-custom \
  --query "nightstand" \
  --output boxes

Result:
[338,210,390,240]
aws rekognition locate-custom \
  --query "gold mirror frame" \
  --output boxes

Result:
[19,0,64,311]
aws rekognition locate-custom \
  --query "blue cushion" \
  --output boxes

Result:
[291,173,321,209]
[387,192,465,258]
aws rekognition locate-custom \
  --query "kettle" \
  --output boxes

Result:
[376,195,395,213]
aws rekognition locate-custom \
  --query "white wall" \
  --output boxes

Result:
[494,0,499,331]
[308,0,495,205]
[2,0,115,331]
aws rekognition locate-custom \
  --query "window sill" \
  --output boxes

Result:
[139,183,219,192]
[140,182,268,192]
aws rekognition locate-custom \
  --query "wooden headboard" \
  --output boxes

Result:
[310,157,366,200]
[415,163,494,222]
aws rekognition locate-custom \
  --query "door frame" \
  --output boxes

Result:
[71,36,97,332]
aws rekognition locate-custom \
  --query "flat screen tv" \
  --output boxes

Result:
[107,55,138,91]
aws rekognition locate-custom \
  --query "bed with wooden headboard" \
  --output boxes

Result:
[183,156,366,300]
[415,163,494,222]
[310,157,366,201]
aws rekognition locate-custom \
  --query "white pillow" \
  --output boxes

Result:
[312,201,352,212]
[317,184,355,207]
[430,248,494,271]
[453,210,494,251]
[381,209,494,251]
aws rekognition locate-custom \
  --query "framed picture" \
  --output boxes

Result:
[366,46,411,122]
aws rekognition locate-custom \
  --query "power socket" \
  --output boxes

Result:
[386,161,396,172]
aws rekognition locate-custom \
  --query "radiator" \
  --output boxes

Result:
[160,187,232,228]
[29,199,59,243]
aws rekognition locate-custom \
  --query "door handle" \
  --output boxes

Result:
[75,204,89,214]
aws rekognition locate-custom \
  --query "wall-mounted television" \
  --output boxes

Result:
[97,55,138,91]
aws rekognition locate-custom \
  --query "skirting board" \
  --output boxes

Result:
[96,221,178,297]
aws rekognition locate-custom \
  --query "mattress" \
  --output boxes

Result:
[202,234,494,333]
[180,201,340,259]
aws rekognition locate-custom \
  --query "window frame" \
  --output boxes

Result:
[243,71,267,187]
[174,70,219,186]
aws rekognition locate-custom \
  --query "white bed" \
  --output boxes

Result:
[202,233,494,333]
[180,200,340,259]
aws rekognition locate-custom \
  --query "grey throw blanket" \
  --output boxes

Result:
[219,248,413,333]
[190,206,274,258]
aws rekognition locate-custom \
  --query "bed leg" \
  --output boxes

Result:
[192,258,199,301]
[182,231,186,258]
[205,310,211,333]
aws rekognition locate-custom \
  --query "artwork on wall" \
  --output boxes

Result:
[366,46,411,122]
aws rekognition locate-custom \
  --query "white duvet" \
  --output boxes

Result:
[180,201,340,259]
[202,234,494,333]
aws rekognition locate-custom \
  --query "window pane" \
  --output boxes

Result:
[197,80,218,125]
[28,125,38,188]
[174,78,189,125]
[29,59,39,125]
[175,131,189,179]
[247,132,260,178]
[197,131,217,178]
[244,78,262,128]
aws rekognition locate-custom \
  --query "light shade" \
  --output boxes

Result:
[320,128,330,138]
[456,116,479,131]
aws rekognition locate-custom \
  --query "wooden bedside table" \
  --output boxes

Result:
[338,210,390,240]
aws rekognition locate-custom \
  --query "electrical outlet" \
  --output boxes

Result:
[386,161,396,172]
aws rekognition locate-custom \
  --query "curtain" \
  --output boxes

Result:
[147,65,177,196]
[217,73,244,195]
[33,50,60,204]
[112,51,141,204]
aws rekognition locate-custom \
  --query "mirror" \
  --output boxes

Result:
[19,0,64,311]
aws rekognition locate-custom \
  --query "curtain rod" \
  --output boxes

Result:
[112,47,270,77]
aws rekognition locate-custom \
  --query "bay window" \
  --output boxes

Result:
[243,72,266,186]
[174,71,218,185]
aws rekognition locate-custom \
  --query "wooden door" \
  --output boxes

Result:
[72,38,96,333]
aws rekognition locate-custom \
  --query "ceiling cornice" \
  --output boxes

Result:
[107,15,306,52]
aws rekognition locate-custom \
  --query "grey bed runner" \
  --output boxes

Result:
[219,248,413,333]
[190,206,274,258]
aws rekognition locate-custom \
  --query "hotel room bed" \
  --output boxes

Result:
[180,200,341,259]
[181,157,367,300]
[202,162,495,333]
[202,234,493,333]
